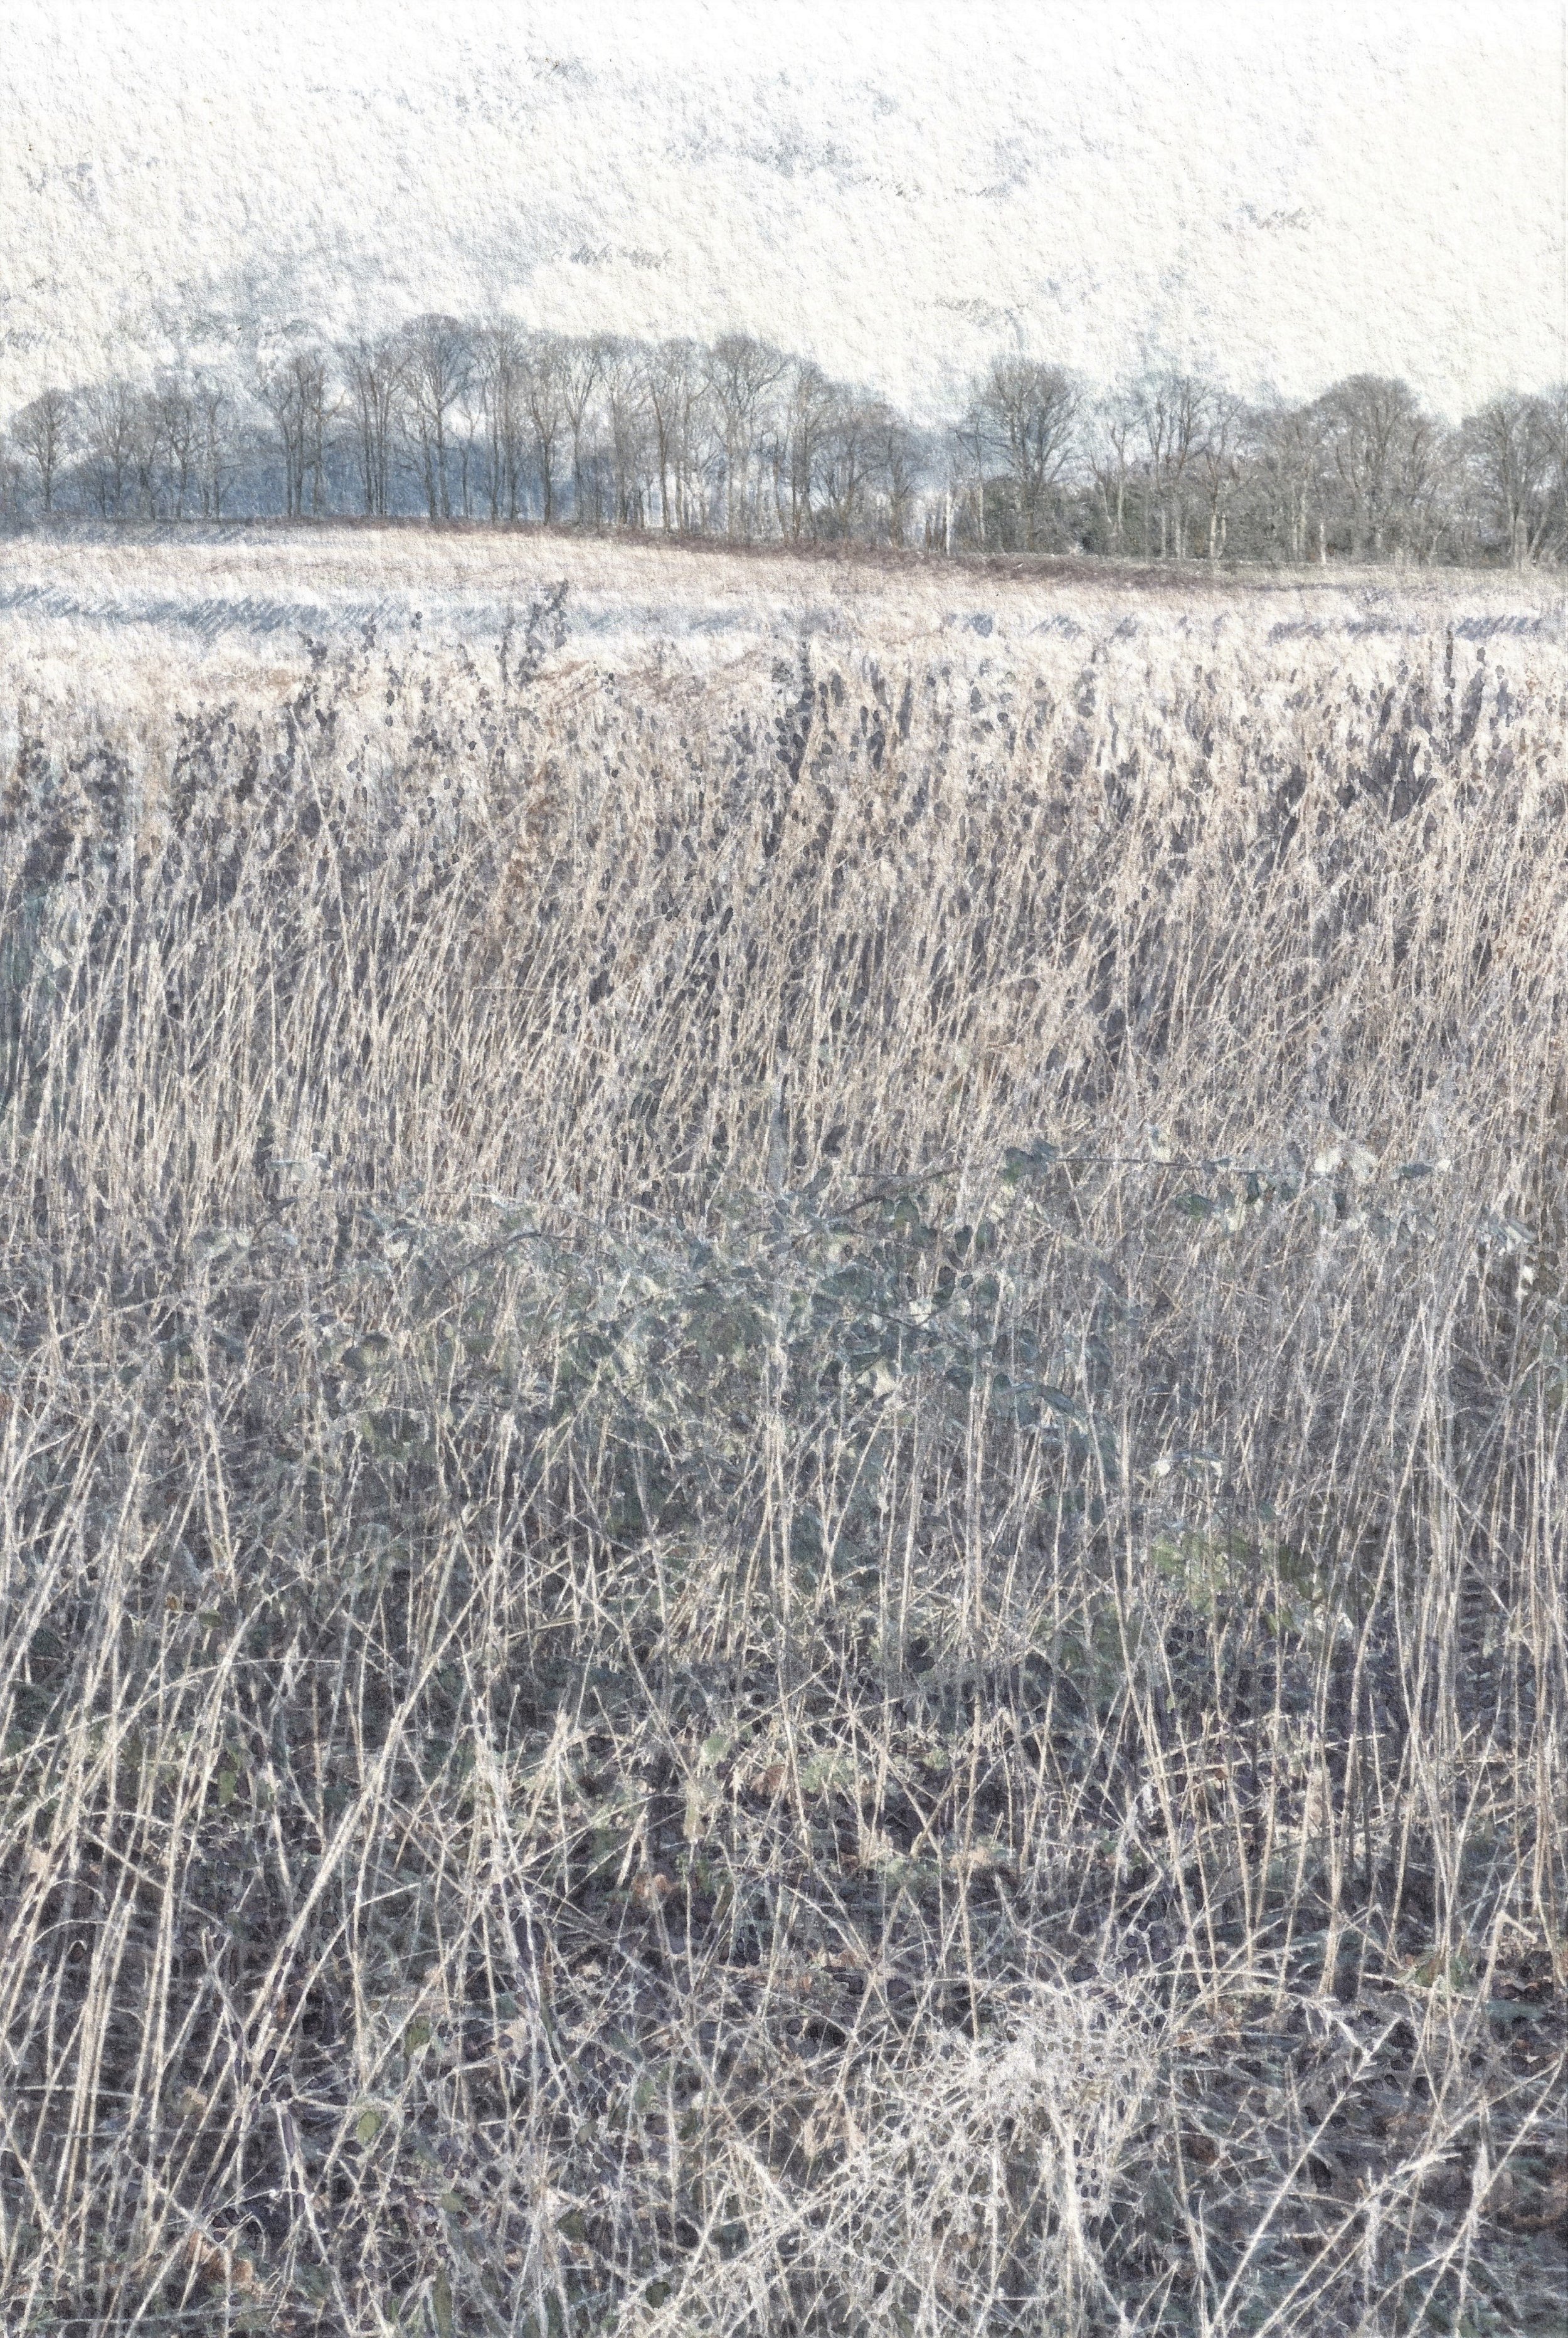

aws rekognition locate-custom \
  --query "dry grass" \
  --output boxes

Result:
[0,563,1564,2334]
[3,522,1558,680]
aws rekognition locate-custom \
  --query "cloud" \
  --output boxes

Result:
[2,0,1561,416]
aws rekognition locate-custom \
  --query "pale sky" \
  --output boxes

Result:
[3,0,1564,419]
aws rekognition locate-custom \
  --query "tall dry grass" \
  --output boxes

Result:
[0,590,1564,2334]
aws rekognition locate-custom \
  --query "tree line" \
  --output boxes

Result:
[4,314,1565,566]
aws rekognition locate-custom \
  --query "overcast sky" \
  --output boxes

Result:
[3,0,1564,418]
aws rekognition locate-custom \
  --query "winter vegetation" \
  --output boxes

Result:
[4,319,1568,567]
[1,547,1564,2334]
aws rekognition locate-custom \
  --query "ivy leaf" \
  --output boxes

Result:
[1002,1140,1059,1185]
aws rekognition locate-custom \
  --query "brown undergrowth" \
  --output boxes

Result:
[0,588,1564,2332]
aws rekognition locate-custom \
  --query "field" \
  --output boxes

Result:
[1,527,1564,2335]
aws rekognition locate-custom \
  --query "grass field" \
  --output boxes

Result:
[1,532,1564,2334]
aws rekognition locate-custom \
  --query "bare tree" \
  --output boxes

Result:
[771,359,835,541]
[1320,375,1439,561]
[641,339,707,533]
[704,334,786,540]
[600,339,652,527]
[130,388,164,517]
[0,445,24,525]
[398,315,470,522]
[556,336,610,524]
[452,368,487,520]
[971,357,1081,551]
[1542,385,1568,560]
[1086,392,1138,556]
[193,375,233,519]
[1197,390,1249,559]
[1135,371,1210,559]
[1465,391,1561,566]
[867,402,922,546]
[11,388,71,514]
[341,337,402,517]
[471,322,525,522]
[520,333,568,524]
[1254,396,1330,564]
[149,376,203,519]
[951,403,990,547]
[817,388,882,541]
[6,307,1565,566]
[257,346,331,519]
[640,339,715,531]
[77,380,139,518]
